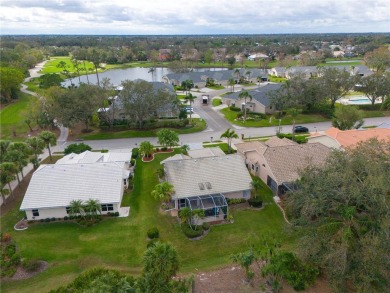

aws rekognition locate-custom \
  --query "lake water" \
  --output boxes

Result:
[62,67,227,87]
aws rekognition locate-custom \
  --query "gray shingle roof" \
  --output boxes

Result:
[20,162,127,210]
[187,147,225,158]
[164,155,252,199]
[223,84,282,107]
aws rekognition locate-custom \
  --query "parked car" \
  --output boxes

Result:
[185,106,194,113]
[293,126,309,133]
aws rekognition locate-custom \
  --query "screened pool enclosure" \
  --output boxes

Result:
[177,193,228,222]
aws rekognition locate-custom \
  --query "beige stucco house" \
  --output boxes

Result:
[236,137,331,195]
[162,154,252,223]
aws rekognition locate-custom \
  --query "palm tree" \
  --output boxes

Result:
[220,128,238,154]
[72,58,82,84]
[26,137,45,170]
[151,182,174,204]
[0,140,11,162]
[228,77,235,92]
[139,141,154,158]
[239,91,252,123]
[0,183,10,204]
[3,150,24,185]
[84,198,101,219]
[245,70,252,82]
[39,131,57,161]
[181,144,190,155]
[234,68,241,82]
[142,242,179,284]
[186,93,196,122]
[69,199,85,218]
[179,207,192,228]
[82,60,90,84]
[0,162,17,199]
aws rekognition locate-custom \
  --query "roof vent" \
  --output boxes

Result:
[205,182,212,189]
[198,183,205,190]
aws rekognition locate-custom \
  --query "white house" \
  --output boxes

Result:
[20,151,131,221]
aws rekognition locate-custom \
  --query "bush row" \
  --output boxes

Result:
[248,198,263,208]
[226,198,246,205]
[277,133,308,144]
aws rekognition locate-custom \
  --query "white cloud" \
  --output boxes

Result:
[1,0,389,34]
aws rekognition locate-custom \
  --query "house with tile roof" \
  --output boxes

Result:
[222,83,281,114]
[162,154,252,223]
[308,127,390,149]
[20,151,131,221]
[236,138,331,195]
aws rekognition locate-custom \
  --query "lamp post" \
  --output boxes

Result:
[210,136,213,143]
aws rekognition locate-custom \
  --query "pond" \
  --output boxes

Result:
[62,67,227,87]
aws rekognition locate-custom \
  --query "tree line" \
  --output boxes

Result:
[0,131,56,203]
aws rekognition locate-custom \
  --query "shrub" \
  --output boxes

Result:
[22,258,41,272]
[131,148,139,159]
[4,243,16,258]
[161,147,168,151]
[45,218,51,223]
[113,212,119,217]
[10,254,21,266]
[1,267,16,277]
[64,143,92,155]
[40,219,44,222]
[230,105,241,112]
[147,238,159,248]
[51,217,56,222]
[181,224,203,238]
[202,222,210,231]
[64,216,69,221]
[248,198,263,208]
[277,133,307,144]
[227,198,246,205]
[147,227,160,239]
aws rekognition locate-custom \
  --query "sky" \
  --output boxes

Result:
[1,0,389,35]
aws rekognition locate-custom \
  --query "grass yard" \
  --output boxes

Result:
[1,150,288,292]
[206,85,225,90]
[0,92,37,141]
[212,98,222,107]
[203,142,233,154]
[80,119,207,140]
[41,57,96,75]
[220,108,329,127]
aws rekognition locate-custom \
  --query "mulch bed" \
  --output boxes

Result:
[2,261,49,281]
[142,154,155,162]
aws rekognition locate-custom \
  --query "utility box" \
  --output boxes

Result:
[202,95,209,105]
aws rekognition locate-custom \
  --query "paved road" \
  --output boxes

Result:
[53,116,390,152]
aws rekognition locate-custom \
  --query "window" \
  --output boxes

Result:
[101,204,114,212]
[66,207,71,214]
[32,209,39,217]
[251,164,255,170]
[123,179,127,185]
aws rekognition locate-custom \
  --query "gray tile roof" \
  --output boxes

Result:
[223,83,282,107]
[187,147,225,158]
[20,162,127,210]
[164,155,252,199]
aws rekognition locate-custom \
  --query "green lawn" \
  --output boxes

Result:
[1,150,288,292]
[0,92,36,141]
[220,108,329,127]
[41,57,96,75]
[80,119,207,140]
[206,85,225,90]
[212,98,222,107]
[203,142,230,153]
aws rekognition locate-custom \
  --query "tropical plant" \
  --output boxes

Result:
[0,162,17,200]
[178,207,192,228]
[220,128,238,154]
[181,79,194,96]
[151,182,174,204]
[239,90,252,122]
[181,144,190,155]
[289,108,301,141]
[157,129,179,150]
[185,93,196,122]
[83,198,101,220]
[25,136,45,170]
[231,248,256,281]
[68,199,85,218]
[234,68,240,81]
[140,242,180,292]
[139,141,154,158]
[227,77,235,92]
[191,209,205,227]
[7,142,29,180]
[38,131,57,161]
